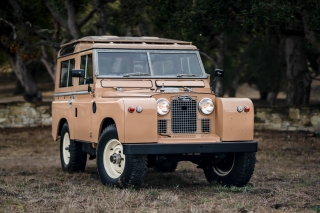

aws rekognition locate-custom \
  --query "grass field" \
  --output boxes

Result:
[0,127,319,212]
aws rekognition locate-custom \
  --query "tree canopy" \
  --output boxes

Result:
[0,0,319,105]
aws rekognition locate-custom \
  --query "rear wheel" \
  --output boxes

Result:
[60,123,87,172]
[203,152,256,187]
[96,125,147,188]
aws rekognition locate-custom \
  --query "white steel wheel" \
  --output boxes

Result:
[62,132,71,165]
[103,139,126,179]
[97,125,147,188]
[212,153,235,176]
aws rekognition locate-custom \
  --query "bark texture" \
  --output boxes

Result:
[285,35,311,106]
[228,38,254,97]
[214,35,225,97]
[302,9,320,76]
[45,0,95,39]
[9,54,42,101]
[93,0,107,36]
[6,0,42,101]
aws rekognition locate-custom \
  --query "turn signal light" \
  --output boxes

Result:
[128,106,135,113]
[244,106,250,113]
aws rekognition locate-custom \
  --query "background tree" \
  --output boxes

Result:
[0,0,319,105]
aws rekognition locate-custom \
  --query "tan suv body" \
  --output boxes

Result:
[52,36,257,188]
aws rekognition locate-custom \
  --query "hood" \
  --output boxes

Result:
[101,89,159,98]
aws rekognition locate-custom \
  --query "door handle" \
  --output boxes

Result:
[68,96,74,108]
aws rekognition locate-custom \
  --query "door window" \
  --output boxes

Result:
[59,59,75,87]
[79,54,93,85]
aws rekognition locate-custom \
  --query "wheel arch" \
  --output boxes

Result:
[57,118,68,137]
[99,117,116,138]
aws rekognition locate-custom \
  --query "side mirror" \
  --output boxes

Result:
[71,69,92,93]
[214,69,224,77]
[71,69,85,78]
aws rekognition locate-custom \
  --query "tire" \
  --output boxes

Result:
[203,152,256,187]
[60,123,87,172]
[153,160,178,173]
[96,125,147,188]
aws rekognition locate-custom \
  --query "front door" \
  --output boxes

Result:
[73,53,94,142]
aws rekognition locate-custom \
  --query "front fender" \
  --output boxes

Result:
[215,98,254,141]
[123,98,157,143]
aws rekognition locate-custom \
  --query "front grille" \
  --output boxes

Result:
[201,119,210,133]
[157,96,212,137]
[158,120,167,133]
[171,99,197,133]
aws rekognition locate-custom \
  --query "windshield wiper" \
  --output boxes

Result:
[123,72,151,77]
[176,73,196,77]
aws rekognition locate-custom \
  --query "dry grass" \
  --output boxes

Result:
[0,127,320,213]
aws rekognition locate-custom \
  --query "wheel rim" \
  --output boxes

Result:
[213,153,235,176]
[103,139,125,179]
[62,132,70,165]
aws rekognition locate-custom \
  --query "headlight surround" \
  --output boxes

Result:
[198,98,214,115]
[156,98,170,116]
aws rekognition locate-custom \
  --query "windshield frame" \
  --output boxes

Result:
[94,49,207,79]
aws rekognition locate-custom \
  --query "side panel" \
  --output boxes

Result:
[51,100,74,140]
[124,98,157,143]
[91,99,125,143]
[73,95,94,141]
[215,98,254,141]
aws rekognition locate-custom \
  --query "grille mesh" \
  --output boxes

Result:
[171,99,197,133]
[201,119,210,133]
[158,120,167,133]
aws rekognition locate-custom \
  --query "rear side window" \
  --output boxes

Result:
[79,54,93,85]
[59,59,75,87]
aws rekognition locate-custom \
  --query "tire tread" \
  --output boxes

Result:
[204,152,256,187]
[60,123,87,173]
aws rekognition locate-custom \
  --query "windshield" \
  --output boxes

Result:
[98,52,150,76]
[150,53,203,76]
[96,51,205,77]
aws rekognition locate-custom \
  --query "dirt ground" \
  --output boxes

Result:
[0,127,319,212]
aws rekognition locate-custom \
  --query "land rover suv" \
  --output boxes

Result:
[52,36,257,188]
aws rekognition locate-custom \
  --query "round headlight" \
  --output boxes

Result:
[199,98,214,115]
[156,98,170,116]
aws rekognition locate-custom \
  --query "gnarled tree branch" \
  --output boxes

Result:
[200,51,218,68]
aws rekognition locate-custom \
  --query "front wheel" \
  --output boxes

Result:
[203,152,256,187]
[96,125,147,188]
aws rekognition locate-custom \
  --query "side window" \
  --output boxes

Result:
[59,59,75,87]
[79,54,93,85]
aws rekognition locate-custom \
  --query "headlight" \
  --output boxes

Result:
[156,98,170,116]
[199,98,214,115]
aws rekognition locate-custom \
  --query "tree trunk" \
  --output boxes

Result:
[228,38,255,97]
[65,0,82,39]
[285,35,311,106]
[41,46,56,82]
[302,9,320,80]
[267,91,277,105]
[215,35,225,97]
[9,54,42,102]
[228,75,238,97]
[93,0,107,36]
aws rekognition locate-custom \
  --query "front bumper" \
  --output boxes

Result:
[123,141,257,155]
